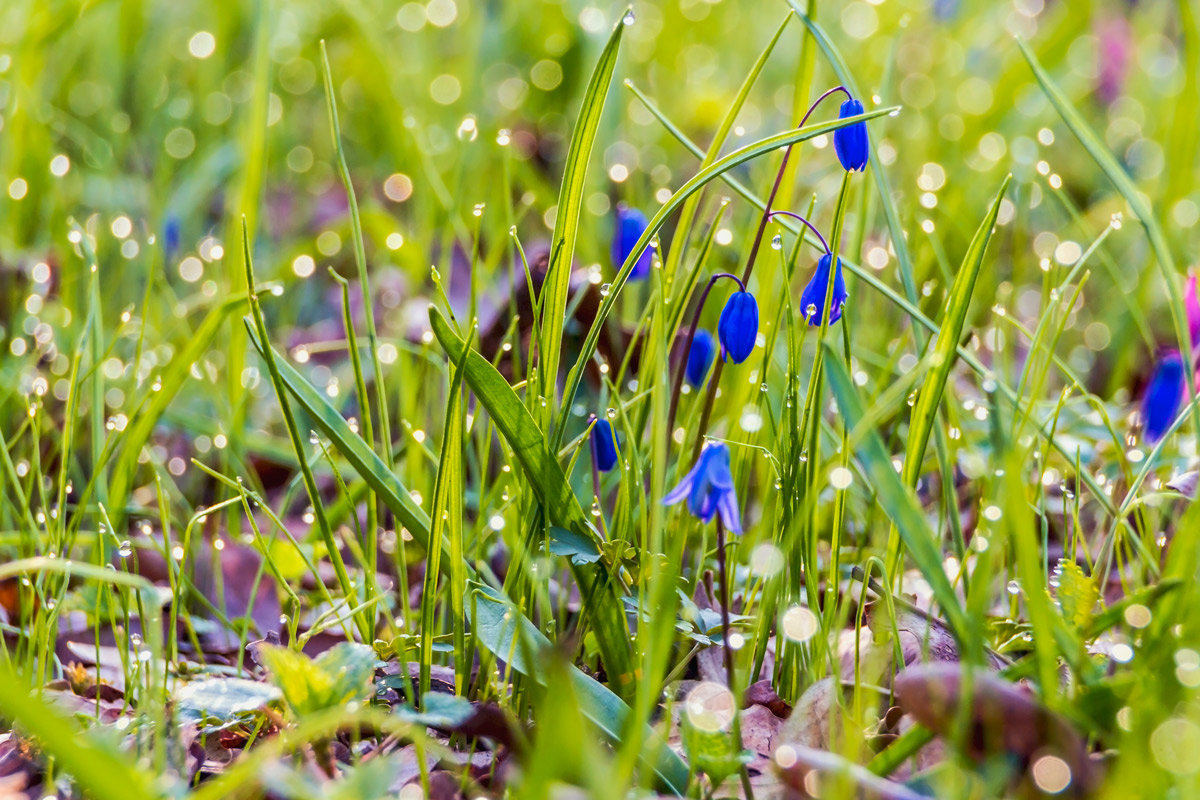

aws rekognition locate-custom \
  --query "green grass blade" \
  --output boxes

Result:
[471,585,689,795]
[421,339,469,696]
[892,175,1011,572]
[538,12,627,416]
[242,323,441,569]
[823,352,968,643]
[240,221,368,642]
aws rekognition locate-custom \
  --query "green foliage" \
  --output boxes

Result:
[258,643,377,718]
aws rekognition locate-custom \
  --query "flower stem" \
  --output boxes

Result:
[666,273,745,438]
[690,87,847,461]
[767,210,831,254]
[715,518,735,688]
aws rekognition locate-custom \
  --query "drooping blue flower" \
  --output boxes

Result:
[612,205,654,281]
[799,253,847,327]
[718,291,758,364]
[163,214,182,258]
[834,98,869,172]
[591,417,619,472]
[686,330,716,387]
[664,442,741,533]
[1142,351,1186,443]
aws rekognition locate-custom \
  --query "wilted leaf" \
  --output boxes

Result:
[774,742,934,800]
[894,663,1097,796]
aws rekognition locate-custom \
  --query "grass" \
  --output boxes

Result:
[2,0,1200,797]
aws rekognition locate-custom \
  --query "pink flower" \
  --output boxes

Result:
[1186,272,1200,350]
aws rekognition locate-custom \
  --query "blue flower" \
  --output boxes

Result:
[664,442,741,533]
[1143,351,1185,443]
[834,98,869,172]
[612,205,653,281]
[686,330,716,387]
[718,291,758,364]
[800,253,847,326]
[591,417,619,472]
[163,215,182,258]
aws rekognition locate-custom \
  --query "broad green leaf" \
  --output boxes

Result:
[539,14,625,411]
[174,677,282,723]
[392,692,475,728]
[548,525,603,565]
[429,307,635,693]
[822,354,968,643]
[259,642,377,717]
[471,585,690,795]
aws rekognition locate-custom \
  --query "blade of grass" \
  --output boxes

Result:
[240,219,369,642]
[822,352,969,644]
[891,175,1011,576]
[429,307,635,694]
[539,11,627,418]
[471,585,689,795]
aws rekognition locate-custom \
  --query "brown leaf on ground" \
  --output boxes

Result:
[774,743,934,800]
[743,679,790,717]
[894,663,1097,796]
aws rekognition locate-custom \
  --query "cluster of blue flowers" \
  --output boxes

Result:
[594,91,871,532]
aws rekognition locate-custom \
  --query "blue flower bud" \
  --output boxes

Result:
[799,253,847,327]
[612,205,653,281]
[686,330,716,387]
[718,291,758,364]
[1142,351,1185,443]
[834,98,869,172]
[163,215,182,258]
[664,442,741,533]
[591,417,619,472]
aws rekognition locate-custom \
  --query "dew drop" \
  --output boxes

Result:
[118,540,132,558]
[771,234,782,251]
[1006,580,1021,596]
[622,9,635,25]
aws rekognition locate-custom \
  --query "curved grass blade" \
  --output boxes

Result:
[539,12,627,414]
[243,323,440,570]
[242,222,367,641]
[891,175,1011,573]
[471,585,689,795]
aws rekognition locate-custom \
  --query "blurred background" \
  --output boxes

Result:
[0,0,1197,503]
